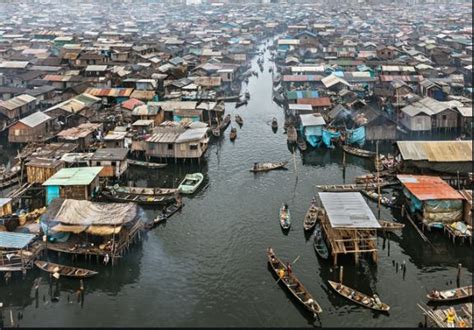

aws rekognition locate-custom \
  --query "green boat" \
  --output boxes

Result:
[178,173,204,194]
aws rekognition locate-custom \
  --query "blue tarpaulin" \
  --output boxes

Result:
[347,126,366,146]
[322,129,341,148]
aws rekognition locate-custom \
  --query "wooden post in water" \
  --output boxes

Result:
[376,140,381,219]
[339,266,343,283]
[457,263,462,287]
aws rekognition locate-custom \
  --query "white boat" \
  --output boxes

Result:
[178,173,204,194]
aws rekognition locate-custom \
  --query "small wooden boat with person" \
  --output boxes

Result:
[342,145,376,158]
[427,285,472,303]
[271,117,278,129]
[153,201,184,226]
[304,199,322,231]
[287,125,297,143]
[250,161,288,173]
[267,247,322,316]
[127,159,167,169]
[377,220,405,231]
[361,190,398,208]
[279,203,291,230]
[219,114,231,131]
[328,280,390,312]
[234,114,243,126]
[313,221,329,259]
[178,173,204,194]
[297,136,307,152]
[212,127,221,137]
[229,127,237,141]
[35,260,98,278]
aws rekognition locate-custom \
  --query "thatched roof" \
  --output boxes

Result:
[42,199,139,226]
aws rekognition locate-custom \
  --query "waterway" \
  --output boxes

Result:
[0,41,472,328]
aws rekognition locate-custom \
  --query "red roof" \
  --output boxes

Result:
[397,175,463,201]
[297,97,331,107]
[121,98,144,111]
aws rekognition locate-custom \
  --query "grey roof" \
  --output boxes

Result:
[401,97,454,117]
[0,232,36,249]
[299,114,326,127]
[175,127,208,143]
[91,148,128,161]
[0,198,12,207]
[19,111,51,128]
[319,192,380,229]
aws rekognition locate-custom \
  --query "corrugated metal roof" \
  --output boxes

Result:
[300,114,326,127]
[43,167,103,186]
[0,232,36,249]
[19,111,51,128]
[397,175,464,201]
[397,141,472,162]
[319,192,380,229]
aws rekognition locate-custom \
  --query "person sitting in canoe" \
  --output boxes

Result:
[253,162,258,171]
[430,290,440,299]
[278,268,285,279]
[373,294,383,309]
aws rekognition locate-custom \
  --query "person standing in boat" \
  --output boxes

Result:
[286,262,292,276]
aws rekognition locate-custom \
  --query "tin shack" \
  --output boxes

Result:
[42,166,102,205]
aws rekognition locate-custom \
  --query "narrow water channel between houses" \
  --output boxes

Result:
[0,41,472,328]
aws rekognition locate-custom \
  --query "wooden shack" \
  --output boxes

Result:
[42,166,102,205]
[40,198,144,264]
[56,123,102,151]
[8,111,54,143]
[90,148,128,178]
[145,124,209,161]
[398,175,464,227]
[0,198,12,217]
[318,192,380,265]
[26,158,64,184]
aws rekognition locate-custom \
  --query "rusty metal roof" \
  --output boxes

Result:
[397,141,472,162]
[397,175,464,201]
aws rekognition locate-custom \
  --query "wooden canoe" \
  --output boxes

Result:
[377,220,405,231]
[361,190,398,208]
[280,204,291,230]
[342,145,376,158]
[427,285,472,302]
[313,221,329,259]
[105,185,178,196]
[153,203,184,225]
[35,260,98,278]
[235,115,243,126]
[127,159,167,169]
[271,118,278,129]
[316,181,396,192]
[297,136,307,152]
[328,280,390,312]
[304,205,321,231]
[250,161,288,173]
[267,248,322,316]
[355,174,385,184]
[101,191,176,205]
[229,127,237,141]
[287,125,297,143]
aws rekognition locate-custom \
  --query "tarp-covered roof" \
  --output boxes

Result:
[42,198,139,226]
[319,192,380,229]
[397,175,463,201]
